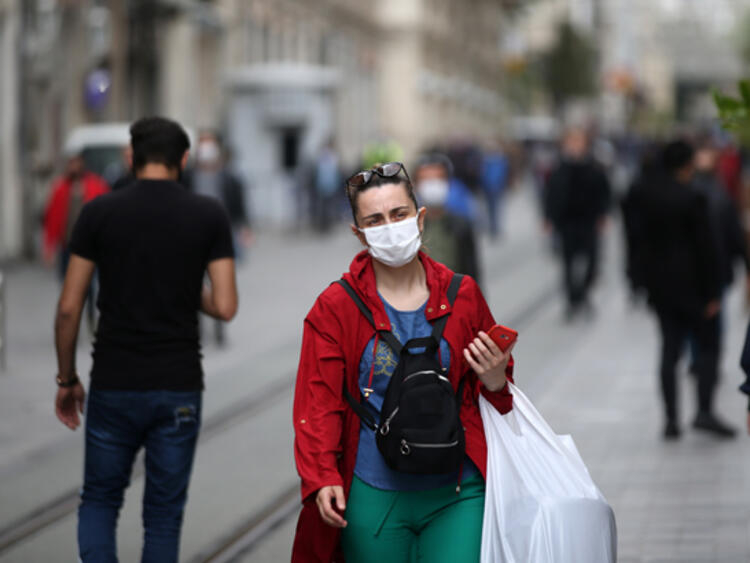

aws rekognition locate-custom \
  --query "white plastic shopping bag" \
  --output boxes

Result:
[479,383,617,563]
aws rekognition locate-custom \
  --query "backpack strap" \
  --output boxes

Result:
[336,278,395,432]
[336,279,402,355]
[344,388,379,432]
[430,273,464,342]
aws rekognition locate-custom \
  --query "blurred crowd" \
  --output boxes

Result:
[39,123,750,438]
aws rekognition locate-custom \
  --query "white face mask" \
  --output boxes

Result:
[196,141,220,165]
[360,215,422,268]
[417,179,450,207]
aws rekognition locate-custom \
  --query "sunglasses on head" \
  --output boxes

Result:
[346,162,412,188]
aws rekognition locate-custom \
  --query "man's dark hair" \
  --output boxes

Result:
[661,140,694,174]
[130,117,190,171]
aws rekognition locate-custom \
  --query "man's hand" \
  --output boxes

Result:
[463,331,513,392]
[54,254,94,430]
[55,382,86,430]
[316,485,347,528]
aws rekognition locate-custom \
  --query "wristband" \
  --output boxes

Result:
[56,373,80,388]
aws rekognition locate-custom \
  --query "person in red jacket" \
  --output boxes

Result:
[44,153,110,274]
[292,162,515,562]
[43,153,109,330]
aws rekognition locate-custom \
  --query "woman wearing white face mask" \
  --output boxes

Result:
[292,162,517,562]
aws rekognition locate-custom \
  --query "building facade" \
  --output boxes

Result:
[12,0,512,242]
[514,0,750,130]
[217,0,511,225]
[0,0,20,261]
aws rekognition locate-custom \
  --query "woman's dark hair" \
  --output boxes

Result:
[345,168,419,226]
[130,117,190,172]
[661,140,694,173]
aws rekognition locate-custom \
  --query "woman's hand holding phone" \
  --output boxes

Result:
[463,329,515,392]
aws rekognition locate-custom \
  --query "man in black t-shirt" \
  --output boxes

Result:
[53,117,238,562]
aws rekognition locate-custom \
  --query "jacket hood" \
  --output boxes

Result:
[340,250,458,332]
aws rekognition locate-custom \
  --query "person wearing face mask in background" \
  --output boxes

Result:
[413,153,482,286]
[184,131,253,257]
[292,162,516,562]
[184,131,252,347]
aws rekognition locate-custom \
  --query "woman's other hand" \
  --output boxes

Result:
[316,485,348,528]
[463,331,513,392]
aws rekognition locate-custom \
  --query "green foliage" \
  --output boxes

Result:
[542,21,598,110]
[713,80,750,147]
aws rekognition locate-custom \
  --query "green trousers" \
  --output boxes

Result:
[341,474,485,563]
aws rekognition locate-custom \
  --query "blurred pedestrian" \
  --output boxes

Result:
[739,321,750,434]
[717,140,743,208]
[481,140,510,239]
[43,152,109,332]
[184,131,252,347]
[690,140,750,398]
[310,139,343,233]
[414,153,482,284]
[634,140,735,439]
[53,117,238,562]
[184,131,253,256]
[543,129,611,320]
[292,162,515,562]
[621,142,663,300]
[693,140,750,300]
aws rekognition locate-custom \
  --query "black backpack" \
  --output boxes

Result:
[338,274,466,475]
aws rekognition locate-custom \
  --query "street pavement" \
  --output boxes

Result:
[1,185,750,562]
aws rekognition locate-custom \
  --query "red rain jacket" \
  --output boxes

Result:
[292,251,514,562]
[43,172,110,255]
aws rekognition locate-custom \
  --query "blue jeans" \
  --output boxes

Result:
[78,389,202,563]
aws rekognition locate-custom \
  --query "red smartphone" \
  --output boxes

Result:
[487,324,518,352]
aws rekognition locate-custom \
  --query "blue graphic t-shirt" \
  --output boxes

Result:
[353,296,478,490]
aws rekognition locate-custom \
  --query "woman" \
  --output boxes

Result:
[292,162,515,562]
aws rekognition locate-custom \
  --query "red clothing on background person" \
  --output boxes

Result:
[717,145,742,206]
[292,251,514,562]
[43,171,110,257]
